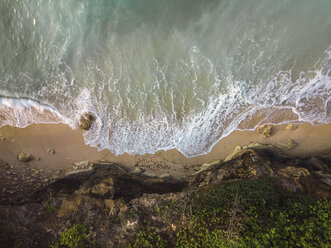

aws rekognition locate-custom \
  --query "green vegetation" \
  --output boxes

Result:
[123,209,136,219]
[127,231,168,248]
[45,202,60,214]
[129,177,331,247]
[49,224,95,248]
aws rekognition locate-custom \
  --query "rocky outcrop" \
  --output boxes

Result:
[190,147,330,197]
[1,146,330,247]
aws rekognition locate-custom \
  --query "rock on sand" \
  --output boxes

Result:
[255,124,273,137]
[17,152,33,162]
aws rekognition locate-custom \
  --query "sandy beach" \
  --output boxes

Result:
[1,122,331,179]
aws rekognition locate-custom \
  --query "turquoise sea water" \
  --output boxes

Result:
[0,0,330,157]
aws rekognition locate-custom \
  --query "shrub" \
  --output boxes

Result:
[128,230,168,248]
[128,178,330,247]
[178,178,331,248]
[49,224,95,248]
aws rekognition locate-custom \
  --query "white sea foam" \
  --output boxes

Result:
[0,97,72,128]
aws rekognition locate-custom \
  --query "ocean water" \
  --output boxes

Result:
[0,0,330,157]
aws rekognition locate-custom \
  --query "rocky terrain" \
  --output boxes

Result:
[0,143,330,247]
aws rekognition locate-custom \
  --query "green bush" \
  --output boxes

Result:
[49,224,95,248]
[128,177,331,248]
[45,203,60,214]
[128,230,168,248]
[177,178,331,248]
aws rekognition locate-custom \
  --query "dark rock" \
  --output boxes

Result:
[309,157,328,171]
[0,159,10,169]
[78,113,94,130]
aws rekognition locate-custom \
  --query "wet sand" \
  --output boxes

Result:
[0,122,331,178]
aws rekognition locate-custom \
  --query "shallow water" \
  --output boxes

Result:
[0,0,331,157]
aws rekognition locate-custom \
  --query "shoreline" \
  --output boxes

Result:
[0,122,331,179]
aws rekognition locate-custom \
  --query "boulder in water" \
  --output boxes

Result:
[78,113,94,130]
